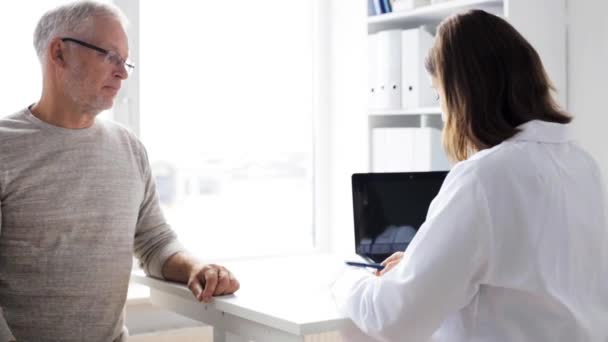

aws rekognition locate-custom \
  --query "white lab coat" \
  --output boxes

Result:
[332,120,608,342]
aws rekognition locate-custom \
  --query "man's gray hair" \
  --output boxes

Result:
[33,0,128,61]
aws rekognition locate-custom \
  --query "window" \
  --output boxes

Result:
[0,1,65,116]
[1,0,321,260]
[0,0,113,119]
[139,1,317,259]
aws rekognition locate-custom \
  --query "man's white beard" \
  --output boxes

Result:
[64,65,112,116]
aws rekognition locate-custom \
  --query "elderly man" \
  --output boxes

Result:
[0,1,239,341]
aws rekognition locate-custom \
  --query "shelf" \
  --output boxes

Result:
[368,0,503,33]
[369,107,442,116]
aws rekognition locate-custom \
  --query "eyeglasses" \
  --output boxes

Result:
[61,37,135,75]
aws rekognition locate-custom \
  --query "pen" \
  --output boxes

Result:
[345,261,385,270]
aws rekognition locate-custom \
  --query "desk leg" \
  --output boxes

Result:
[213,327,226,342]
[226,332,250,342]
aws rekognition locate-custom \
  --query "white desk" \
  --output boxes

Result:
[131,254,358,342]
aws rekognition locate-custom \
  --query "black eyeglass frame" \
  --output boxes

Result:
[60,37,135,73]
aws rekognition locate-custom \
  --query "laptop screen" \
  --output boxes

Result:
[352,171,448,263]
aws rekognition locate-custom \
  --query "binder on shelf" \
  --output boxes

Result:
[371,127,449,172]
[368,0,376,16]
[401,27,435,109]
[372,127,415,172]
[368,33,379,108]
[380,0,392,13]
[413,127,449,171]
[392,0,431,12]
[369,0,383,16]
[373,29,402,110]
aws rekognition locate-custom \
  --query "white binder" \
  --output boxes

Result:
[392,0,431,12]
[374,30,402,109]
[368,33,379,109]
[413,127,449,171]
[401,27,435,109]
[372,127,449,172]
[372,127,415,171]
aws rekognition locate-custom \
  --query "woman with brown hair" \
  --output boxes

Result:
[332,9,608,342]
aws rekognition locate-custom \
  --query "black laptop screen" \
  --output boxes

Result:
[352,172,448,263]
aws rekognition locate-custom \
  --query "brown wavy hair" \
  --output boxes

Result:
[425,10,571,162]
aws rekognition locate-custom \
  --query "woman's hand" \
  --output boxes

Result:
[376,251,404,276]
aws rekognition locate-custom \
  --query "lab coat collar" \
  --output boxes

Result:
[509,120,574,143]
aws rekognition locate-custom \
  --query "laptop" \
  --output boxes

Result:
[351,171,448,264]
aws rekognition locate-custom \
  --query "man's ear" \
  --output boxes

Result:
[48,38,67,67]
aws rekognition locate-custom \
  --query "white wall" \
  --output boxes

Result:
[507,0,567,107]
[567,0,608,186]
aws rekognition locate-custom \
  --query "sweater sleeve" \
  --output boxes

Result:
[132,144,187,279]
[0,203,16,342]
[0,312,15,342]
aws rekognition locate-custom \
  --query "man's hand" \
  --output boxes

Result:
[162,252,240,303]
[376,251,404,276]
[187,264,240,303]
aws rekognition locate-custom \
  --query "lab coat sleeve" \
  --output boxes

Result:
[332,166,493,342]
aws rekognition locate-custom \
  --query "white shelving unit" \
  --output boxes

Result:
[369,106,442,116]
[368,0,503,33]
[367,0,567,171]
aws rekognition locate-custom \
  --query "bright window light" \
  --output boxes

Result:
[0,0,113,119]
[1,1,317,260]
[140,0,316,259]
